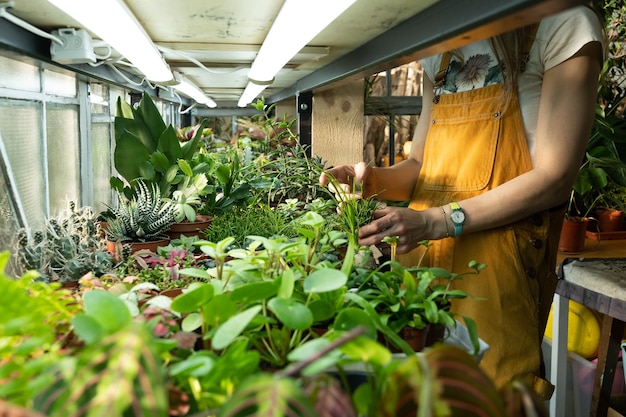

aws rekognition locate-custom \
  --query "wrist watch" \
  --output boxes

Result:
[449,202,466,237]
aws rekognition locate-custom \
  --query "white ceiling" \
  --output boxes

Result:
[4,0,437,106]
[1,0,585,109]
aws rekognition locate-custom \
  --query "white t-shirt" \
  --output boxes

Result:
[420,6,604,160]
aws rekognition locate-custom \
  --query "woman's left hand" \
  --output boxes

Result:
[358,206,440,254]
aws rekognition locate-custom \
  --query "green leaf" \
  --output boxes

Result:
[308,299,335,323]
[170,283,214,313]
[277,269,294,299]
[82,290,132,335]
[230,281,278,304]
[72,314,105,345]
[333,307,377,339]
[181,312,203,332]
[178,159,193,177]
[148,151,170,174]
[202,293,238,328]
[303,269,347,293]
[113,133,151,183]
[179,267,211,279]
[168,351,215,378]
[157,125,183,163]
[268,297,313,330]
[136,93,167,143]
[212,305,262,350]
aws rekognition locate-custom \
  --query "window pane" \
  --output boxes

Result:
[0,100,45,227]
[46,103,80,214]
[44,68,76,97]
[0,56,40,92]
[91,122,112,213]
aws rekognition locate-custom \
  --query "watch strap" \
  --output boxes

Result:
[450,202,464,237]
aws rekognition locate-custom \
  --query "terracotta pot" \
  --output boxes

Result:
[558,217,589,253]
[166,215,212,240]
[380,325,429,353]
[595,207,625,233]
[106,238,170,256]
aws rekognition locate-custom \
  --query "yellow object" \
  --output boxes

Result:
[544,300,601,359]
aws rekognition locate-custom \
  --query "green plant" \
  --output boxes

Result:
[0,251,83,407]
[168,161,210,223]
[344,256,483,356]
[111,93,207,200]
[203,204,299,247]
[568,104,626,218]
[15,201,112,282]
[35,290,170,417]
[106,180,177,242]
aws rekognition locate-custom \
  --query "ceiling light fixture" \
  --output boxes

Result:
[238,0,357,107]
[45,0,173,83]
[174,77,217,108]
[237,79,273,108]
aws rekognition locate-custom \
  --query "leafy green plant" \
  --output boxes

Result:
[111,93,207,200]
[106,180,177,242]
[0,251,82,407]
[345,249,485,356]
[203,204,299,247]
[35,290,170,417]
[168,160,210,223]
[15,201,112,282]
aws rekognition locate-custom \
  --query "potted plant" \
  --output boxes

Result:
[165,161,213,240]
[111,93,207,200]
[591,181,626,233]
[560,104,626,251]
[14,200,113,286]
[105,180,177,256]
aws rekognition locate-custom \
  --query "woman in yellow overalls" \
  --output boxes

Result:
[321,5,603,398]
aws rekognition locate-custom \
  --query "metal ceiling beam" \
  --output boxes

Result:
[267,0,585,103]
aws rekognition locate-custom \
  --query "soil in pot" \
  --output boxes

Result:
[558,217,589,253]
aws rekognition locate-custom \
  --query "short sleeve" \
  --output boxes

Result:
[534,6,604,72]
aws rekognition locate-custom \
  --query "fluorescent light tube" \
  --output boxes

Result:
[241,0,356,105]
[238,81,269,108]
[174,78,217,108]
[46,0,173,82]
[247,0,356,82]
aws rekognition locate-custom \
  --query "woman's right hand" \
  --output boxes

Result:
[319,162,370,193]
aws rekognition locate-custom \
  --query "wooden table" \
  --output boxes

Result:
[550,237,626,417]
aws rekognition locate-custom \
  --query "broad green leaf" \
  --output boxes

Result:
[333,307,376,339]
[179,268,210,279]
[170,283,214,313]
[82,290,132,335]
[157,125,183,163]
[268,298,313,330]
[72,315,104,345]
[113,133,151,183]
[168,351,215,377]
[202,293,238,328]
[212,305,262,350]
[181,312,203,332]
[135,93,167,143]
[230,281,278,304]
[277,269,294,299]
[303,269,347,293]
[308,299,335,323]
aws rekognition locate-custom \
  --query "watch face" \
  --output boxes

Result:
[451,210,465,223]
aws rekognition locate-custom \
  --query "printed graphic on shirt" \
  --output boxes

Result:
[440,53,503,94]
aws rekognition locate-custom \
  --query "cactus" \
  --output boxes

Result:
[15,201,112,283]
[106,180,177,242]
